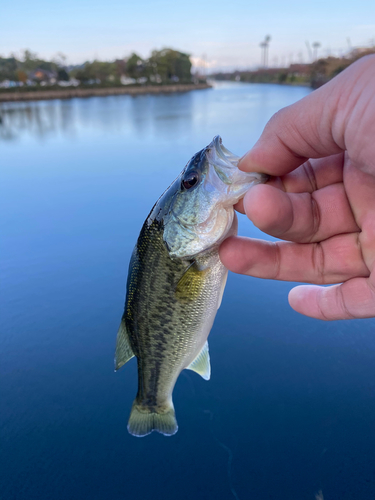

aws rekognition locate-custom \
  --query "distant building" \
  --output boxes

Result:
[58,78,79,87]
[120,76,136,85]
[0,80,24,88]
[149,74,162,84]
[29,68,57,84]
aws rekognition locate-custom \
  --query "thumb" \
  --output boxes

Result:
[239,55,375,177]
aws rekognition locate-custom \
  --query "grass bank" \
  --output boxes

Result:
[0,83,211,102]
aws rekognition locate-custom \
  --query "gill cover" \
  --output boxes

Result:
[161,136,267,259]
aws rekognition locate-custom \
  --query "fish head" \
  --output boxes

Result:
[152,136,268,259]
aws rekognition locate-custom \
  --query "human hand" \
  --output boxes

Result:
[220,55,375,320]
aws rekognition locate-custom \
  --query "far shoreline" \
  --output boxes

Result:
[0,83,211,103]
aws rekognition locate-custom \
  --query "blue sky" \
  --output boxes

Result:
[1,0,374,70]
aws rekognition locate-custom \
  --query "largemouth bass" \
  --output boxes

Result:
[115,136,267,437]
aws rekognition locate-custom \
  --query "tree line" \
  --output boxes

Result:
[0,48,193,87]
[212,48,375,88]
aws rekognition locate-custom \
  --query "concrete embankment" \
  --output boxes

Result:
[0,83,211,102]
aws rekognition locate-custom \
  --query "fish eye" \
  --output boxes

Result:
[182,171,199,190]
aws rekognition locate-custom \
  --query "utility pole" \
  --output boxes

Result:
[260,41,266,67]
[312,42,321,61]
[305,41,312,62]
[260,35,271,67]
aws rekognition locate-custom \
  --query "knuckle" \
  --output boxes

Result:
[273,242,282,280]
[302,160,318,191]
[311,243,325,283]
[337,286,356,319]
[310,196,321,241]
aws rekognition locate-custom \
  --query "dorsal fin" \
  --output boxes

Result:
[115,319,135,371]
[186,341,211,380]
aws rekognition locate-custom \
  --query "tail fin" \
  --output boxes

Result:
[127,402,178,437]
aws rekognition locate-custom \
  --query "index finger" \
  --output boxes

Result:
[234,154,344,215]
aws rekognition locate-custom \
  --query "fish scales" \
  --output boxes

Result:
[126,217,225,410]
[115,136,267,437]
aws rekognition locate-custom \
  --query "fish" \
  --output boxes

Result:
[115,136,267,437]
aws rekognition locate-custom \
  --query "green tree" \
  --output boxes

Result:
[0,57,18,80]
[22,49,39,71]
[126,53,145,79]
[19,49,59,74]
[57,68,69,81]
[148,49,191,83]
[73,60,117,83]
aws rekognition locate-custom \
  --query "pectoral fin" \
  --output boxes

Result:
[176,262,209,303]
[115,319,135,371]
[186,341,211,380]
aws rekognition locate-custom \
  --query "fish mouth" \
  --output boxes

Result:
[205,135,269,201]
[204,136,239,181]
[210,135,241,166]
[207,135,269,186]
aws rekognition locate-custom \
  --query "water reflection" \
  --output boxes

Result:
[0,84,311,146]
[0,92,195,142]
[0,103,66,140]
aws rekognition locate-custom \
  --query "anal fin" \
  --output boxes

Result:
[115,318,135,371]
[186,341,211,380]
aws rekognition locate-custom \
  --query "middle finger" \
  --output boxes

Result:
[242,182,359,243]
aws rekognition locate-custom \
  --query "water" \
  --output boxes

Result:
[1,83,375,500]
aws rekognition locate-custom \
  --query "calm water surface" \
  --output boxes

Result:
[2,83,375,500]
